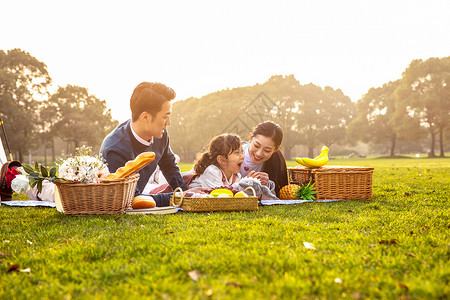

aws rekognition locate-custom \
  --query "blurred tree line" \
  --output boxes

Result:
[170,56,449,160]
[1,48,448,164]
[0,49,118,162]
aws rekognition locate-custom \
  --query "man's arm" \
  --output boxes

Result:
[158,143,187,191]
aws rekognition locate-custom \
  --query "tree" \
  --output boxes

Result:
[395,57,450,157]
[50,85,118,152]
[347,80,420,156]
[295,84,355,157]
[0,49,51,161]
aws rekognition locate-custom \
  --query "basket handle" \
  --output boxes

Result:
[171,186,184,207]
[243,186,257,197]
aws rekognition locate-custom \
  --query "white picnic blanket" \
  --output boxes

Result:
[1,201,56,207]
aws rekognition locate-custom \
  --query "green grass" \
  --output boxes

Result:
[1,158,449,299]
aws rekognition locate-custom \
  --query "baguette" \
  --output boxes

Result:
[132,195,156,209]
[106,152,155,179]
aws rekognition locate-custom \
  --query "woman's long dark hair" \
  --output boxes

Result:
[193,134,241,175]
[250,121,288,196]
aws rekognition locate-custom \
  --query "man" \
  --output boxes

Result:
[100,82,186,206]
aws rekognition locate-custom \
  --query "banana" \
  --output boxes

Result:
[295,146,329,168]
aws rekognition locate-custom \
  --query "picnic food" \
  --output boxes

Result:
[279,181,317,200]
[295,146,329,168]
[210,188,234,197]
[234,191,249,197]
[106,152,156,179]
[132,195,156,209]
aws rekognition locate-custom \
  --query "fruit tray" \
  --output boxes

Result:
[170,187,258,212]
[288,165,374,200]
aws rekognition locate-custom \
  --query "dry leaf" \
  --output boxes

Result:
[114,216,121,222]
[398,283,409,290]
[226,282,243,288]
[404,192,411,196]
[188,270,201,281]
[303,242,316,250]
[348,210,355,213]
[405,252,416,258]
[205,289,213,296]
[7,264,19,273]
[379,239,398,245]
[352,292,362,299]
[421,225,430,229]
[164,231,175,235]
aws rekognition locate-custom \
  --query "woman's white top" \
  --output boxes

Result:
[189,165,241,189]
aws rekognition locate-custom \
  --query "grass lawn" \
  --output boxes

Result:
[1,158,449,299]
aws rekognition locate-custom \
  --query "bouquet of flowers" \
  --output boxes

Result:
[7,146,110,195]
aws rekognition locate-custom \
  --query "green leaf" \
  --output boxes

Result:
[40,165,49,177]
[49,167,57,178]
[34,161,40,172]
[48,177,56,183]
[37,180,43,193]
[23,164,35,174]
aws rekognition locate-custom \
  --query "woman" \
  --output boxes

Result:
[240,121,289,197]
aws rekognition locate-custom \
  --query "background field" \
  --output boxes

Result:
[1,158,449,299]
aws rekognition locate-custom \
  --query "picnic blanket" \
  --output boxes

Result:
[1,201,56,207]
[1,199,341,209]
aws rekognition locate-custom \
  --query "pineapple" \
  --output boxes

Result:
[279,181,317,200]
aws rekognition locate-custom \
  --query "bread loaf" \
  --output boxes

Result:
[106,152,155,179]
[132,195,156,209]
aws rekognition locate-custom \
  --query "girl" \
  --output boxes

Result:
[189,134,244,189]
[240,121,288,197]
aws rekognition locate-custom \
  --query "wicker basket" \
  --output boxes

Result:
[288,165,374,200]
[170,187,258,212]
[54,173,140,215]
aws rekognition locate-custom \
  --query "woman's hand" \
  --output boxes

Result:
[247,171,269,186]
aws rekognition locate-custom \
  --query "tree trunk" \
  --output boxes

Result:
[308,147,314,158]
[428,130,436,157]
[51,139,55,163]
[283,146,291,161]
[44,145,47,165]
[389,134,396,157]
[438,128,445,157]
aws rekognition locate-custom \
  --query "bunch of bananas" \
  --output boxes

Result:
[295,146,329,168]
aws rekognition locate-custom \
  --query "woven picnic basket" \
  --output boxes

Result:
[170,187,258,212]
[288,165,374,200]
[54,173,139,215]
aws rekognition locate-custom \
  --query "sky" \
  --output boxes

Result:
[1,0,449,122]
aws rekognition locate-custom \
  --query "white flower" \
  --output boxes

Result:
[11,175,30,194]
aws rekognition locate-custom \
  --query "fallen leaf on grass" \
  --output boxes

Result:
[421,225,430,229]
[352,292,363,299]
[398,283,409,290]
[204,289,213,296]
[379,239,398,245]
[188,270,201,281]
[347,210,355,213]
[164,231,175,235]
[303,242,316,250]
[114,216,121,222]
[405,252,416,258]
[404,192,411,196]
[226,282,243,288]
[7,264,19,273]
[0,252,7,257]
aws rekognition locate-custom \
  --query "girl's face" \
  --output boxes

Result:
[248,135,277,164]
[221,146,244,176]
